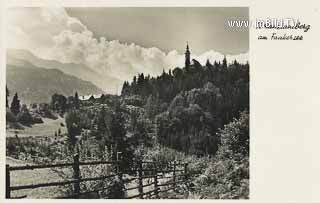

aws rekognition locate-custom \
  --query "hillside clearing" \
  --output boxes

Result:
[6,116,67,137]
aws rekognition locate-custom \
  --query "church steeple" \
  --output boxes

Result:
[185,42,191,68]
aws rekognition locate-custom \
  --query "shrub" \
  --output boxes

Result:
[32,115,44,124]
[123,95,144,107]
[193,157,249,199]
[6,109,16,123]
[217,110,249,159]
[192,110,249,199]
[16,106,34,126]
[134,145,210,176]
[6,141,17,155]
[39,103,58,119]
[106,177,125,198]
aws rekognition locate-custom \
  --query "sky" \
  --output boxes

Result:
[66,7,249,55]
[7,7,249,85]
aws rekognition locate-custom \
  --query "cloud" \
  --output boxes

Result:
[7,7,249,83]
[7,7,86,58]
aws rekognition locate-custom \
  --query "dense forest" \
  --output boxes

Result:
[121,57,249,156]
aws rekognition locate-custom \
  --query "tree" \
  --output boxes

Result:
[65,110,82,148]
[172,67,183,78]
[145,94,160,118]
[110,105,133,170]
[74,92,80,109]
[222,55,227,68]
[132,76,137,85]
[110,107,126,155]
[16,104,33,126]
[6,86,9,108]
[51,94,67,113]
[137,73,145,85]
[88,95,95,101]
[121,81,130,95]
[214,60,219,67]
[206,59,212,67]
[217,110,249,159]
[10,93,21,115]
[96,106,108,141]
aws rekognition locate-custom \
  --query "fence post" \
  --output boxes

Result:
[6,164,10,198]
[173,161,176,190]
[73,153,80,198]
[184,163,188,181]
[153,163,159,198]
[138,160,143,199]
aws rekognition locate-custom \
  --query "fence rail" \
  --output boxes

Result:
[6,156,189,199]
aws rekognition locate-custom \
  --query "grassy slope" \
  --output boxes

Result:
[6,116,67,137]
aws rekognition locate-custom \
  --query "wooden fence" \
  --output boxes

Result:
[6,155,189,199]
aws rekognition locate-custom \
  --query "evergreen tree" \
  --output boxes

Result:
[233,59,239,66]
[206,59,212,67]
[214,60,219,67]
[75,91,79,99]
[110,104,133,169]
[65,110,81,148]
[74,91,80,109]
[10,93,21,115]
[137,73,145,85]
[88,95,95,101]
[222,56,227,68]
[6,86,9,108]
[132,76,137,85]
[121,81,130,95]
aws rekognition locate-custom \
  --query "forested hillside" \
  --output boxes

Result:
[6,64,104,104]
[121,58,249,156]
[7,49,122,94]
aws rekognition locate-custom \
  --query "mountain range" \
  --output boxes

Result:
[7,49,122,92]
[6,49,123,104]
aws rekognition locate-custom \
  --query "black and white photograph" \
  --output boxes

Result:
[5,7,249,199]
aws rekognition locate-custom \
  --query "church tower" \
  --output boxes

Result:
[185,42,191,68]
